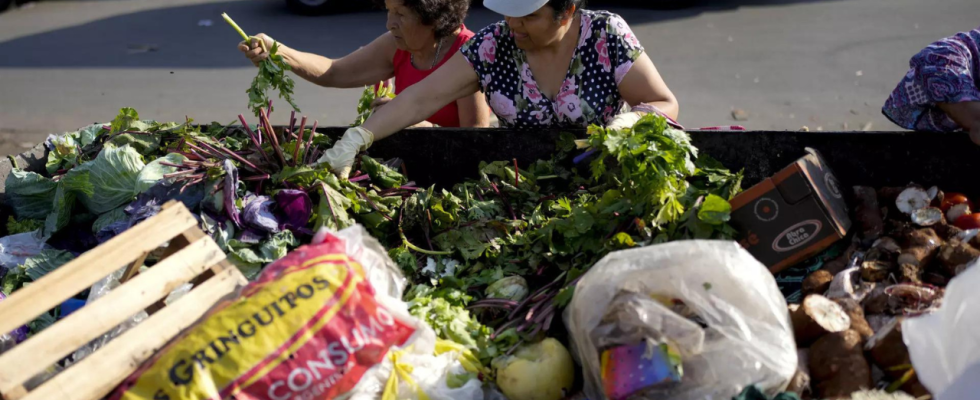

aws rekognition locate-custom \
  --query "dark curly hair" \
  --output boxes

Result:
[376,0,470,39]
[548,0,588,20]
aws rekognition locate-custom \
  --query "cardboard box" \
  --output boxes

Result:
[729,148,852,274]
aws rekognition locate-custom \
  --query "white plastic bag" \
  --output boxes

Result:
[904,259,980,400]
[348,327,484,400]
[565,240,797,400]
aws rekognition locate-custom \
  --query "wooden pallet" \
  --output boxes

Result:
[0,201,247,400]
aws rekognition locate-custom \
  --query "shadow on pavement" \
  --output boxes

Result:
[0,0,841,68]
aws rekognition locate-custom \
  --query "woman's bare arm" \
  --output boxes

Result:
[938,101,980,130]
[363,52,481,140]
[259,33,398,89]
[618,52,679,120]
[939,101,980,145]
[457,91,491,128]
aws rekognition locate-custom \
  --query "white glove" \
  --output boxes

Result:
[317,126,374,177]
[606,111,645,131]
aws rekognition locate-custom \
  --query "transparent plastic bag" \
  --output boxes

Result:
[904,259,980,400]
[0,231,50,271]
[565,240,797,400]
[69,267,149,365]
[323,224,407,300]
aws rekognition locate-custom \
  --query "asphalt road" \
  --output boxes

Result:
[0,0,978,156]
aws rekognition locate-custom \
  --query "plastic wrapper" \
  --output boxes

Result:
[69,267,149,365]
[904,258,980,400]
[0,231,50,271]
[109,225,472,400]
[565,240,797,400]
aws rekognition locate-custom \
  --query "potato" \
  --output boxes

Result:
[897,228,943,268]
[802,270,834,296]
[834,298,874,340]
[792,295,851,346]
[810,330,873,399]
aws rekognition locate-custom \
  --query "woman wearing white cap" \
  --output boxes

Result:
[319,0,679,176]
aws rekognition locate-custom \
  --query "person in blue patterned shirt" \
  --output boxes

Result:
[883,26,980,145]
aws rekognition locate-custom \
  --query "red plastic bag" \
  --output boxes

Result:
[110,229,420,400]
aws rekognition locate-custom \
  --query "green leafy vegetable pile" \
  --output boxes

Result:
[1,105,742,368]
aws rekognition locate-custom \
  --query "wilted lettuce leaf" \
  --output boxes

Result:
[6,217,43,235]
[20,249,75,281]
[45,134,80,175]
[5,170,57,219]
[201,213,235,252]
[63,145,146,215]
[226,231,298,280]
[361,155,406,189]
[272,165,331,187]
[405,285,502,363]
[135,153,185,193]
[110,132,161,155]
[77,123,106,147]
[43,177,82,236]
[315,183,354,231]
[697,194,732,225]
[389,247,418,273]
[110,107,140,134]
[1,271,29,296]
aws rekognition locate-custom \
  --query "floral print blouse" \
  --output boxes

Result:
[460,10,645,129]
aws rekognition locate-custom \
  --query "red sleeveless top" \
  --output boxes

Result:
[390,26,475,127]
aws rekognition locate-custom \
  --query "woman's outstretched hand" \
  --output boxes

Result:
[317,127,375,177]
[238,33,275,67]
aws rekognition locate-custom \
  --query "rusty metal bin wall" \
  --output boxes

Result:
[0,127,976,201]
[349,128,980,197]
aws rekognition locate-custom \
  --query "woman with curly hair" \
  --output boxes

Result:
[882,25,980,145]
[239,0,489,128]
[318,0,680,176]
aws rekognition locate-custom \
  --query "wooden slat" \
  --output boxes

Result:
[120,251,149,283]
[0,205,198,336]
[4,386,26,400]
[0,235,226,393]
[21,268,244,400]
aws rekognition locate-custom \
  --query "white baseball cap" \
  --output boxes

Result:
[483,0,549,18]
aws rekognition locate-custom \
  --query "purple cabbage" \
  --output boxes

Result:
[237,228,266,244]
[96,220,132,244]
[0,292,28,347]
[126,181,205,225]
[242,195,279,233]
[95,181,205,244]
[222,160,241,227]
[274,189,312,232]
